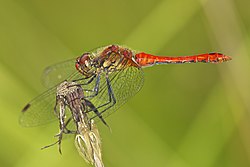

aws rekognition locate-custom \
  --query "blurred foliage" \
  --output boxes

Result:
[0,0,250,167]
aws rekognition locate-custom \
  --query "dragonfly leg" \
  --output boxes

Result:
[83,73,101,98]
[90,71,117,119]
[72,74,96,85]
[84,99,109,128]
[63,117,77,134]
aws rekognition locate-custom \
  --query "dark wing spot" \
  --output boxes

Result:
[22,103,31,112]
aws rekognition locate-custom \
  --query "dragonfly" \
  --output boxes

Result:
[20,44,232,127]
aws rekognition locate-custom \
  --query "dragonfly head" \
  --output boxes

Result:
[75,53,93,77]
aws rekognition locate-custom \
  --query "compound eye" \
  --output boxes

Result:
[78,53,90,66]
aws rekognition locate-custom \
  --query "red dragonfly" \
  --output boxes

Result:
[20,45,231,126]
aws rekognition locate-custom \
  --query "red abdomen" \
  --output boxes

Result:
[135,52,232,67]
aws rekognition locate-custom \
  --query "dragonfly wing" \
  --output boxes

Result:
[21,72,92,127]
[41,58,77,88]
[20,86,58,127]
[85,66,144,122]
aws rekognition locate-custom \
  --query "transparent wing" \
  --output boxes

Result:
[82,66,144,122]
[41,58,77,88]
[20,71,92,127]
[19,86,58,127]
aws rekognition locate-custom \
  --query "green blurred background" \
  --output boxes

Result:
[0,0,250,166]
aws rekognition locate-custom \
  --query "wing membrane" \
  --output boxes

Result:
[19,86,57,127]
[41,58,77,88]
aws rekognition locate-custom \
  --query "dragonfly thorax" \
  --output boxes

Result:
[91,45,139,72]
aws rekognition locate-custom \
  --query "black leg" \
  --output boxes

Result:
[72,74,96,85]
[84,99,109,128]
[94,71,116,115]
[63,117,77,134]
[93,70,119,111]
[85,71,117,118]
[83,70,118,121]
[84,73,101,98]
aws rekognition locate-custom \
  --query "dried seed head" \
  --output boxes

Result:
[75,120,104,167]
